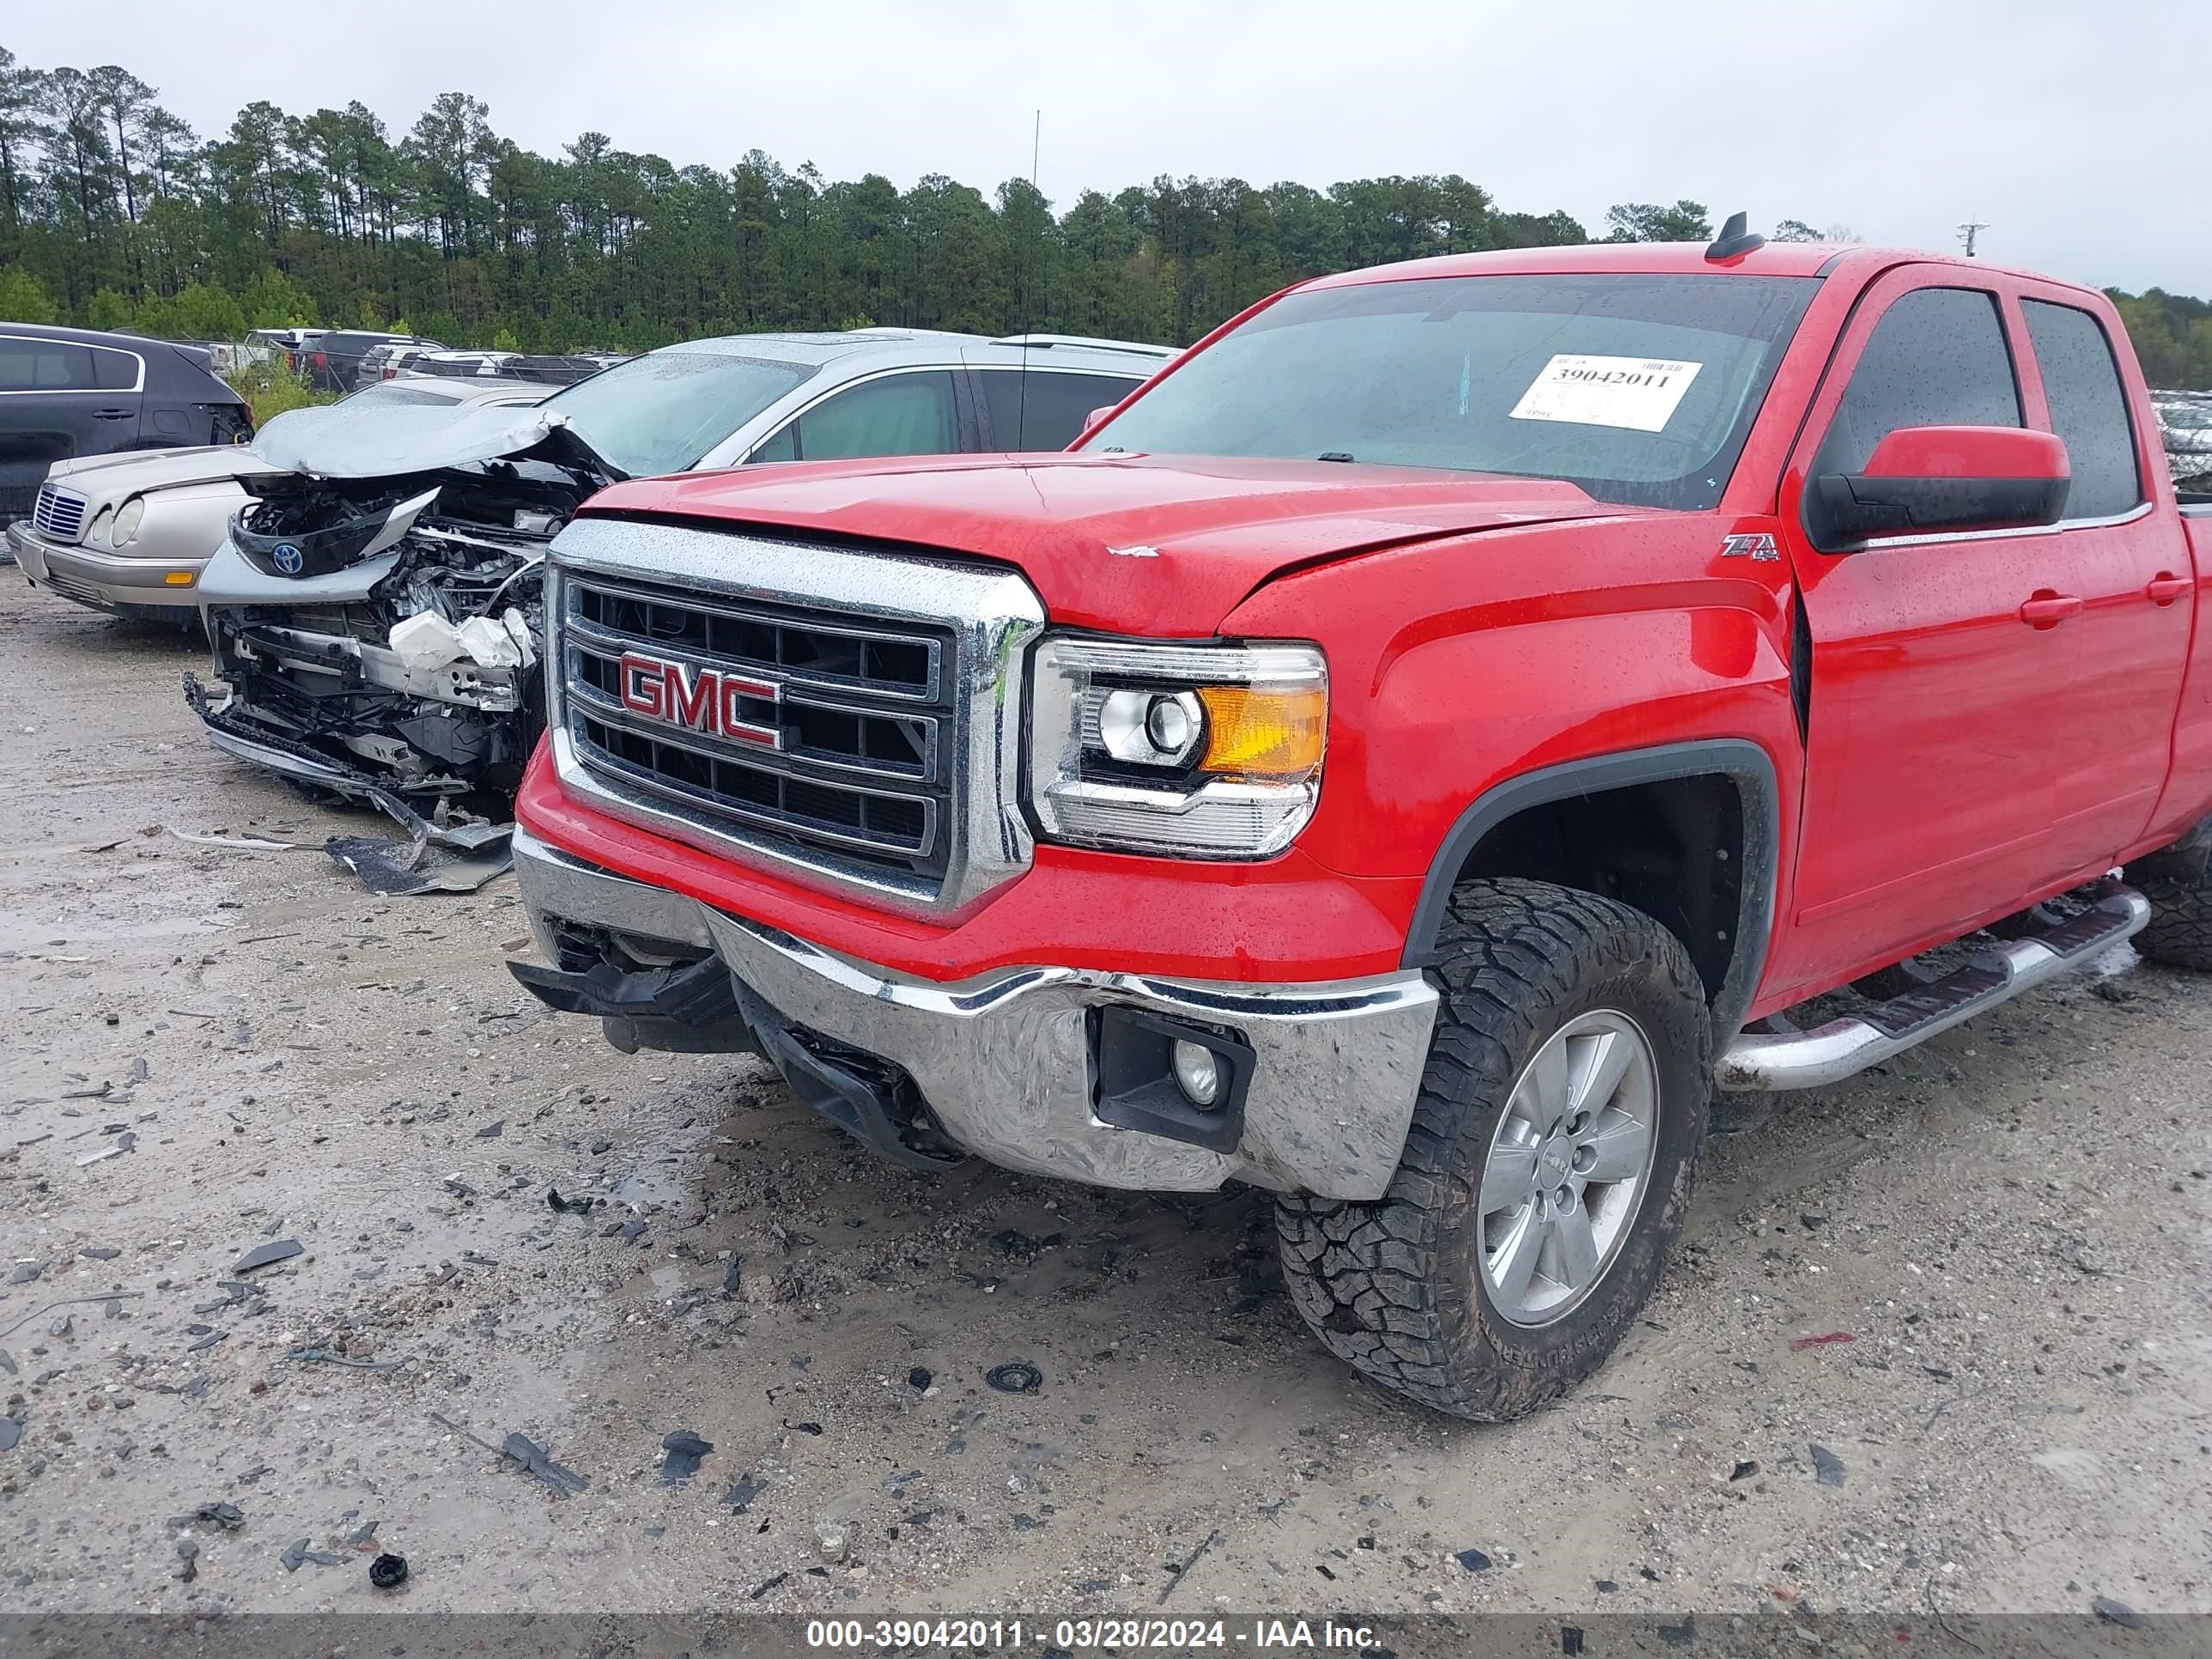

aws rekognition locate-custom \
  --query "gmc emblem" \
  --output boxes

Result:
[617,650,782,750]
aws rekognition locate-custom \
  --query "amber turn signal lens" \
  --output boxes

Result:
[1196,685,1326,776]
[163,571,196,586]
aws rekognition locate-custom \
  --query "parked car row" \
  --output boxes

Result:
[0,322,254,527]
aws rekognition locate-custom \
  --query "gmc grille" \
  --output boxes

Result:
[32,484,88,544]
[561,573,957,884]
[546,518,1045,916]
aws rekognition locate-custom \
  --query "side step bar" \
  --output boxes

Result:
[1717,884,2150,1091]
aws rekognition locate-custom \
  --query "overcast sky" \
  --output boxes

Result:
[11,0,2208,295]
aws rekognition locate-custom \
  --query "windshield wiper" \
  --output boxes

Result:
[1316,452,1356,463]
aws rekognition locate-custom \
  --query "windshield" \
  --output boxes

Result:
[541,350,814,477]
[1085,273,1820,510]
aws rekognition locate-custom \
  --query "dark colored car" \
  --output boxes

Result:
[0,323,253,527]
[293,331,441,393]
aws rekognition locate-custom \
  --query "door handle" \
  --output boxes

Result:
[2019,593,2083,628]
[92,408,134,420]
[2148,574,2192,606]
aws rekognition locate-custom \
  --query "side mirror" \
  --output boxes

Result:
[1808,426,2069,552]
[1085,404,1117,431]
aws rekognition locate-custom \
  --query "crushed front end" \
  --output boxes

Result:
[190,449,604,823]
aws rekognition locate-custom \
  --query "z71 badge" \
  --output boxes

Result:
[1718,532,1780,562]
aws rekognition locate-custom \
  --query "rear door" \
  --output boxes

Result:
[1761,275,2088,1001]
[0,336,141,520]
[2009,289,2191,872]
[972,367,1143,451]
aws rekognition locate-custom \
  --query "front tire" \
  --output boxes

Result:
[1277,878,1711,1420]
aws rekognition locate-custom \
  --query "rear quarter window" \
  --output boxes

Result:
[2022,299,2144,520]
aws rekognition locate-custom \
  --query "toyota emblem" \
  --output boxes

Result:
[271,542,304,575]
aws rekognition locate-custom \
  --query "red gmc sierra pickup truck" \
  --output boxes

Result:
[505,221,2212,1419]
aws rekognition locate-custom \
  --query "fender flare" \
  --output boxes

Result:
[1401,738,1782,1039]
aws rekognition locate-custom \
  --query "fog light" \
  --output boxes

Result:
[1170,1039,1221,1108]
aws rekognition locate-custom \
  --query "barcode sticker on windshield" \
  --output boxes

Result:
[1509,354,1702,433]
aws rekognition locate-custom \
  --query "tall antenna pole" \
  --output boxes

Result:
[1017,110,1041,449]
[1958,221,1988,258]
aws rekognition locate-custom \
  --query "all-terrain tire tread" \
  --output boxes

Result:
[1277,877,1710,1420]
[2136,873,2212,970]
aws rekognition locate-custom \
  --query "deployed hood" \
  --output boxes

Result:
[580,453,1649,632]
[250,400,617,482]
[48,445,285,494]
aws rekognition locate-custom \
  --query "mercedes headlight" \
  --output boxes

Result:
[1028,636,1327,858]
[110,497,146,546]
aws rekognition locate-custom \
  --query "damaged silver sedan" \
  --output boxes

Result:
[187,397,605,821]
[187,329,1170,827]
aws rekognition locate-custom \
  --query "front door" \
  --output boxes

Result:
[1761,274,2102,1003]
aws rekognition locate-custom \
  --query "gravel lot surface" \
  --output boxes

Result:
[2,586,2207,1623]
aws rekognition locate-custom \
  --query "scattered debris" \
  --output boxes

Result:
[785,1420,825,1437]
[1808,1443,1847,1486]
[501,1431,587,1498]
[815,1521,848,1563]
[908,1366,933,1391]
[986,1361,1043,1395]
[279,1537,344,1572]
[1,1291,145,1338]
[1790,1331,1856,1352]
[750,1571,790,1600]
[2093,1597,2146,1630]
[1456,1548,1493,1572]
[1729,1460,1759,1481]
[1158,1528,1223,1603]
[172,1501,246,1531]
[173,1538,198,1583]
[546,1188,596,1215]
[0,1419,20,1453]
[325,834,512,897]
[288,1346,406,1371]
[167,827,300,852]
[232,1239,303,1275]
[659,1431,714,1483]
[369,1553,410,1590]
[475,1120,505,1139]
[724,1473,767,1514]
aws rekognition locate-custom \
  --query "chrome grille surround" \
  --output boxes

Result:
[32,483,88,544]
[546,515,1046,918]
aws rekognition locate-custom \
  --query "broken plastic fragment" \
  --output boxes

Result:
[501,1431,587,1498]
[985,1361,1043,1395]
[369,1552,410,1589]
[659,1431,714,1484]
[171,1500,246,1530]
[232,1238,302,1274]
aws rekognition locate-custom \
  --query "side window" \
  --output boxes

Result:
[90,347,141,391]
[0,338,100,391]
[793,371,957,461]
[1814,288,2021,477]
[2022,300,2143,520]
[979,370,1137,451]
[748,422,798,463]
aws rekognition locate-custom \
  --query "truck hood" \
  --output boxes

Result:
[582,453,1646,631]
[49,444,284,495]
[250,401,619,485]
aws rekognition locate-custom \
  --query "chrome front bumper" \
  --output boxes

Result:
[9,521,205,611]
[512,826,1440,1199]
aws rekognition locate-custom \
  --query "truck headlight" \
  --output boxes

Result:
[1027,636,1327,858]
